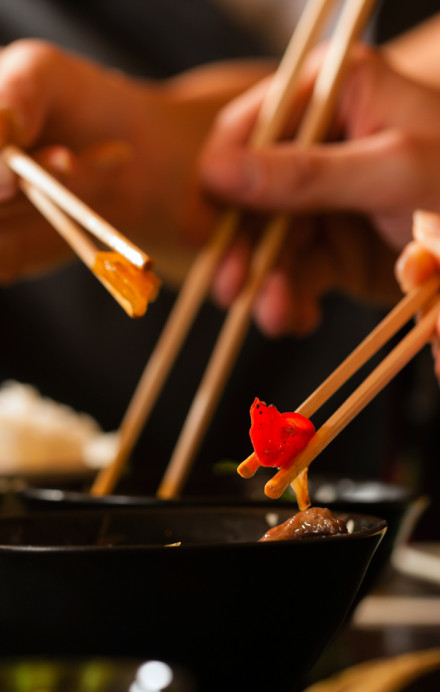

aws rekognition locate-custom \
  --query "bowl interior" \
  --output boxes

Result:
[0,504,384,548]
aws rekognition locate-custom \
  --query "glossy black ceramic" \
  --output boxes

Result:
[0,505,386,692]
[18,475,417,596]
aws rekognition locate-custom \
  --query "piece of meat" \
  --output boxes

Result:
[259,507,348,542]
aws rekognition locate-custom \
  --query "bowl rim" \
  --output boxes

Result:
[0,505,387,553]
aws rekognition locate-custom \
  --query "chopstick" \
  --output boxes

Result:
[296,275,440,417]
[3,146,161,318]
[20,180,151,318]
[156,0,378,500]
[264,288,440,499]
[2,145,151,269]
[21,180,98,269]
[90,0,339,496]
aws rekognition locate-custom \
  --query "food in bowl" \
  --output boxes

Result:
[259,506,349,541]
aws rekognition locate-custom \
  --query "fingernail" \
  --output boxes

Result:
[0,159,17,201]
[213,252,243,307]
[254,276,288,337]
[202,152,261,197]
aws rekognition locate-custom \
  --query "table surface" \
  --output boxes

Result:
[303,565,440,691]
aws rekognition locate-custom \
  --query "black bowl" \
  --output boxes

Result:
[0,505,386,692]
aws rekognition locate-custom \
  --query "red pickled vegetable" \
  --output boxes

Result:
[249,398,315,468]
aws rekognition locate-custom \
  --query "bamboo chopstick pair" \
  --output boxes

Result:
[240,270,440,498]
[90,0,398,499]
[1,145,160,318]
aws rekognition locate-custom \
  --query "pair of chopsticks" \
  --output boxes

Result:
[240,269,440,498]
[91,0,378,498]
[1,145,156,317]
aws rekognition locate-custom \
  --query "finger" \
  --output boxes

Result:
[412,209,440,261]
[0,40,125,150]
[395,241,439,293]
[203,41,329,156]
[0,40,66,146]
[253,269,321,337]
[253,219,332,337]
[211,232,253,307]
[33,140,135,203]
[200,129,436,221]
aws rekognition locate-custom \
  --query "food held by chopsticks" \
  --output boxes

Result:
[93,251,161,318]
[248,398,315,469]
[2,145,161,318]
[238,398,315,508]
[237,243,440,503]
[237,399,350,541]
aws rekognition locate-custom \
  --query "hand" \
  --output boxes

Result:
[192,44,440,335]
[0,39,270,283]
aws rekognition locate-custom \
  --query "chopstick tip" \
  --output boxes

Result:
[264,477,286,500]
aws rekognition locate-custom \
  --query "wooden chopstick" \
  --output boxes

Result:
[264,289,440,499]
[90,0,339,496]
[156,0,378,500]
[2,144,151,269]
[20,180,97,268]
[20,180,146,318]
[296,274,440,418]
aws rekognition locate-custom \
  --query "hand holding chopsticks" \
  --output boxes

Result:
[156,0,379,500]
[1,145,160,318]
[91,0,378,498]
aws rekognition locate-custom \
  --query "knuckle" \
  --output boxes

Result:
[2,39,62,68]
[283,148,322,204]
[384,130,425,184]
